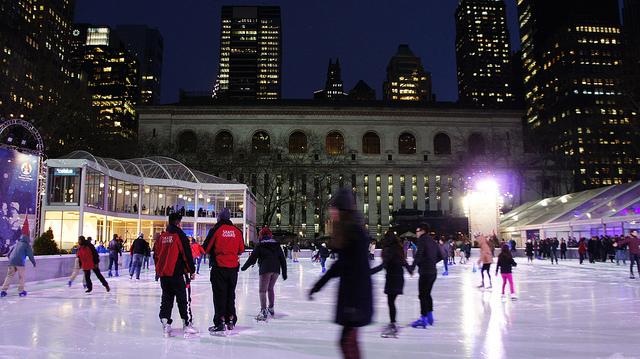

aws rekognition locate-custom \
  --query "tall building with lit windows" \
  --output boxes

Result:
[214,6,281,100]
[113,25,164,105]
[623,0,640,104]
[314,58,347,100]
[71,24,139,141]
[518,0,639,190]
[455,0,514,107]
[383,44,433,102]
[0,0,78,119]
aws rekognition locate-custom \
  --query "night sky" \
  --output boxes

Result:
[73,1,620,104]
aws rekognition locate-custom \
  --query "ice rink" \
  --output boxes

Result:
[0,257,639,359]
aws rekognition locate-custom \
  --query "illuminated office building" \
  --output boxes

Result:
[383,44,433,102]
[623,0,640,103]
[518,0,639,189]
[455,0,514,107]
[72,25,139,141]
[314,58,347,100]
[214,6,281,100]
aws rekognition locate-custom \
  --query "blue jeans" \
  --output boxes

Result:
[143,255,150,269]
[129,254,144,279]
[320,257,327,270]
[108,254,118,272]
[195,257,202,273]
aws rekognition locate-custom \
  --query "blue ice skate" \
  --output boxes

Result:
[410,316,427,329]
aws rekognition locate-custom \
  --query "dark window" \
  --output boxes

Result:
[252,131,271,153]
[423,154,428,161]
[433,133,451,155]
[468,133,486,155]
[326,131,344,155]
[288,131,307,153]
[152,128,157,138]
[398,132,416,154]
[177,130,197,153]
[362,132,380,154]
[388,154,393,161]
[214,131,233,153]
[351,153,356,160]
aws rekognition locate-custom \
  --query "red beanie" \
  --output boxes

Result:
[259,227,272,238]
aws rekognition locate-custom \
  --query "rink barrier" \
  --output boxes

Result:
[0,248,603,284]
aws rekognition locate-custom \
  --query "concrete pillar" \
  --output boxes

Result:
[429,175,437,211]
[405,174,413,209]
[442,176,450,214]
[381,174,390,226]
[392,174,401,210]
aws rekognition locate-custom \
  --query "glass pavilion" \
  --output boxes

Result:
[43,151,257,249]
[500,181,640,245]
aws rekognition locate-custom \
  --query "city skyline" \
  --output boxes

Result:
[75,0,525,104]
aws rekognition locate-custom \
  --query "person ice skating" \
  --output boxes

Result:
[560,239,567,260]
[107,234,122,277]
[1,220,35,298]
[439,238,449,276]
[370,230,413,338]
[309,189,372,359]
[368,240,376,260]
[495,245,517,300]
[292,242,301,262]
[578,238,587,265]
[315,242,330,273]
[77,236,110,294]
[477,235,493,289]
[190,238,205,274]
[550,237,559,264]
[154,213,197,338]
[615,237,627,265]
[525,239,534,263]
[129,233,149,280]
[203,208,245,334]
[613,230,640,279]
[408,222,443,329]
[241,226,287,321]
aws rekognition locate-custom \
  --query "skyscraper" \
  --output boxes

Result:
[314,58,346,100]
[519,0,639,189]
[72,25,139,143]
[214,6,281,100]
[349,80,376,101]
[455,0,514,107]
[623,0,640,104]
[113,25,164,105]
[383,45,432,102]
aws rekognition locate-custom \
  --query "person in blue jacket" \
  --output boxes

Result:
[1,234,36,297]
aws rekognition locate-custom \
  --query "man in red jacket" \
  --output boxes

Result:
[614,230,640,279]
[154,213,197,338]
[203,208,245,334]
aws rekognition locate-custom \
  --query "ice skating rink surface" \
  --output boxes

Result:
[0,258,639,359]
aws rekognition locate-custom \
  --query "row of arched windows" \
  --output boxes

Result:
[178,130,486,156]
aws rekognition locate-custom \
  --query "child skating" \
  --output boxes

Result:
[495,245,517,301]
[477,235,493,289]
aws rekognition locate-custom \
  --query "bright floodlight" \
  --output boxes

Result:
[475,178,498,193]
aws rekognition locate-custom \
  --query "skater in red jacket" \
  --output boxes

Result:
[190,238,206,274]
[77,236,109,294]
[614,230,640,279]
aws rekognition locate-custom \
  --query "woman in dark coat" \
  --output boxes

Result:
[371,230,412,337]
[525,239,534,263]
[309,189,372,359]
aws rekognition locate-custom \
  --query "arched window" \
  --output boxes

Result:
[398,132,416,154]
[288,131,308,154]
[214,131,233,153]
[252,131,270,153]
[326,131,344,155]
[362,132,380,154]
[178,130,197,153]
[433,133,451,155]
[468,133,485,155]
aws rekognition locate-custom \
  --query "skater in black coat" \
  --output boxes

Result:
[525,239,534,263]
[309,189,372,359]
[371,230,413,337]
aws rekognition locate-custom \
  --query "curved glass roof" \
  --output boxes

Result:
[500,181,640,230]
[63,150,235,185]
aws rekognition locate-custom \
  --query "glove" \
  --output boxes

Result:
[308,288,317,301]
[282,273,287,281]
[240,266,247,271]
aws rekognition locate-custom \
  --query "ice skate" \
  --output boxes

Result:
[183,320,199,338]
[630,275,636,279]
[381,323,398,338]
[108,270,113,277]
[0,291,6,297]
[115,271,119,277]
[256,308,269,322]
[18,291,27,297]
[426,312,434,326]
[68,280,73,287]
[410,317,427,329]
[161,319,173,338]
[208,324,226,336]
[225,317,236,331]
[442,271,448,276]
[267,307,275,318]
[511,294,518,301]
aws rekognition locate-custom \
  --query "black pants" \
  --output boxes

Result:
[550,249,558,263]
[340,326,360,359]
[579,253,586,264]
[159,275,189,325]
[387,293,398,323]
[480,263,492,285]
[630,254,640,276]
[418,272,437,316]
[210,266,239,326]
[560,250,566,260]
[84,268,108,292]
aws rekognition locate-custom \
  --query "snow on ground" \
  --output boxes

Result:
[0,257,639,359]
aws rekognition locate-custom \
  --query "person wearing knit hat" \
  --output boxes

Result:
[1,218,35,298]
[309,189,372,359]
[242,226,287,321]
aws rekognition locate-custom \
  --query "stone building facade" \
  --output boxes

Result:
[138,101,563,239]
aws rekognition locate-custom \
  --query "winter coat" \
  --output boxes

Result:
[478,236,493,264]
[203,220,245,268]
[108,239,121,256]
[190,242,205,258]
[154,224,195,277]
[371,242,411,295]
[560,242,567,252]
[130,237,149,255]
[77,244,99,270]
[8,235,35,267]
[496,255,517,274]
[411,234,444,275]
[578,241,587,254]
[310,221,373,327]
[617,236,640,256]
[241,238,287,277]
[318,246,330,259]
[525,242,534,256]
